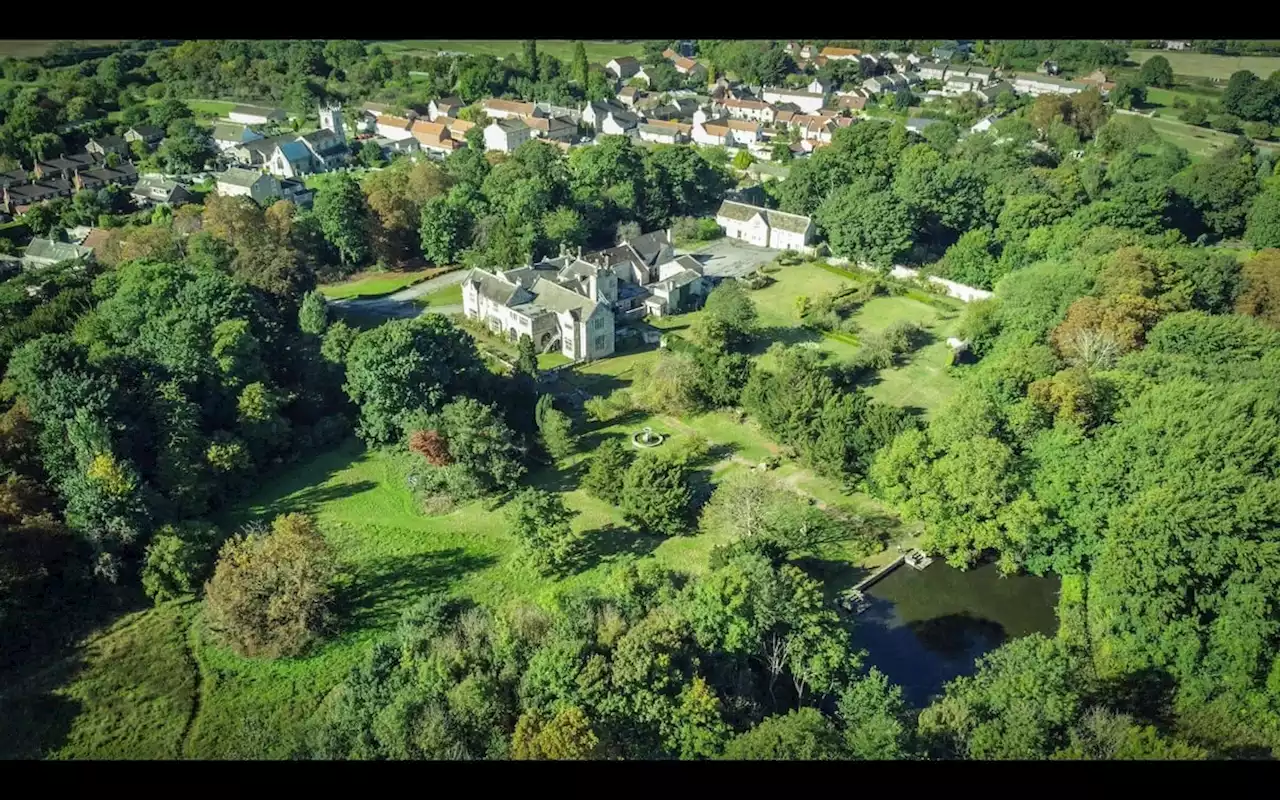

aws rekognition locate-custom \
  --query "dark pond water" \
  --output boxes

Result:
[855,560,1061,708]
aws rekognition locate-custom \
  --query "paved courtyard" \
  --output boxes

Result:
[679,238,781,279]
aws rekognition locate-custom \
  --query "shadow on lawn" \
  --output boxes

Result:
[224,439,371,528]
[579,524,664,569]
[343,548,498,630]
[258,481,379,519]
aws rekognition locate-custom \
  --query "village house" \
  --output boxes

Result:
[581,100,631,131]
[715,200,814,251]
[807,77,833,95]
[1164,41,1190,51]
[761,87,825,114]
[977,81,1015,103]
[428,96,464,121]
[638,120,692,145]
[1011,72,1090,97]
[32,153,101,180]
[124,124,165,148]
[617,86,642,108]
[212,122,266,151]
[227,105,287,126]
[819,46,861,61]
[720,97,777,124]
[483,98,539,120]
[970,115,999,134]
[692,108,761,147]
[606,56,642,81]
[86,135,128,159]
[599,109,641,136]
[906,117,944,136]
[525,115,578,143]
[944,74,985,97]
[663,49,708,79]
[444,119,476,140]
[130,175,196,207]
[371,136,423,161]
[916,61,950,81]
[22,237,95,269]
[73,163,138,193]
[965,66,996,85]
[483,117,533,152]
[649,97,700,121]
[215,167,281,205]
[837,94,869,112]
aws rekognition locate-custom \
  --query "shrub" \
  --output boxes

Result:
[583,437,632,504]
[1209,113,1242,133]
[620,454,694,536]
[1243,120,1273,141]
[672,216,725,244]
[203,514,342,659]
[141,521,218,603]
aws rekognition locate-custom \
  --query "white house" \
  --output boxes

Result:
[970,115,999,134]
[761,87,824,114]
[599,110,640,136]
[130,175,195,207]
[483,98,538,120]
[215,167,281,205]
[944,75,984,97]
[1011,73,1090,97]
[916,61,949,81]
[638,121,692,144]
[807,77,832,95]
[720,97,776,124]
[715,200,814,251]
[462,267,616,362]
[428,96,463,121]
[227,105,287,126]
[581,100,631,131]
[605,56,642,80]
[375,114,415,141]
[483,118,533,152]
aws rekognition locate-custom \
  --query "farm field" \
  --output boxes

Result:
[375,40,643,65]
[0,40,125,58]
[1129,48,1280,80]
[1,260,959,760]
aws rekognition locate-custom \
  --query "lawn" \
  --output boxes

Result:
[319,269,440,300]
[375,40,643,66]
[1129,48,1280,81]
[411,282,463,309]
[186,99,238,119]
[1145,113,1280,160]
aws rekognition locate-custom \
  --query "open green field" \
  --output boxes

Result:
[375,40,643,65]
[0,40,125,58]
[1144,113,1280,159]
[1,260,957,759]
[186,99,238,119]
[1130,49,1280,80]
[319,269,440,300]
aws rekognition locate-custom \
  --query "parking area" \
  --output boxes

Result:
[679,237,781,280]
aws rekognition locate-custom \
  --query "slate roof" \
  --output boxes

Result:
[212,122,261,143]
[527,277,601,317]
[90,135,127,151]
[218,167,269,188]
[277,140,311,162]
[716,200,812,234]
[300,129,348,156]
[465,269,525,306]
[24,237,94,264]
[127,124,164,140]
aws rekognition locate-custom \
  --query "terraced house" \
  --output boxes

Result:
[716,200,815,251]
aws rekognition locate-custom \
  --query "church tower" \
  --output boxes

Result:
[318,103,346,141]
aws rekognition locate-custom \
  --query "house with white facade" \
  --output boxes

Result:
[761,87,825,114]
[124,125,165,149]
[526,115,578,142]
[638,120,692,144]
[227,105,287,126]
[1011,73,1090,97]
[715,200,814,251]
[600,109,641,136]
[581,100,632,131]
[483,118,533,152]
[807,77,833,95]
[483,98,539,120]
[215,167,281,205]
[131,175,196,207]
[916,61,949,81]
[606,56,642,80]
[463,266,616,362]
[428,96,463,121]
[692,114,761,147]
[720,97,777,124]
[944,74,985,97]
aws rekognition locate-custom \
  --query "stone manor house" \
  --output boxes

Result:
[461,229,710,363]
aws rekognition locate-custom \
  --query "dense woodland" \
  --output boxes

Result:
[2,39,1280,760]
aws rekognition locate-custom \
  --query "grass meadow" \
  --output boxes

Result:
[1129,49,1280,81]
[374,40,643,65]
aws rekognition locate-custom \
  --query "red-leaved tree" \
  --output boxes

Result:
[409,429,452,466]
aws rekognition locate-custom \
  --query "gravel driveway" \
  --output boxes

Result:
[679,238,781,279]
